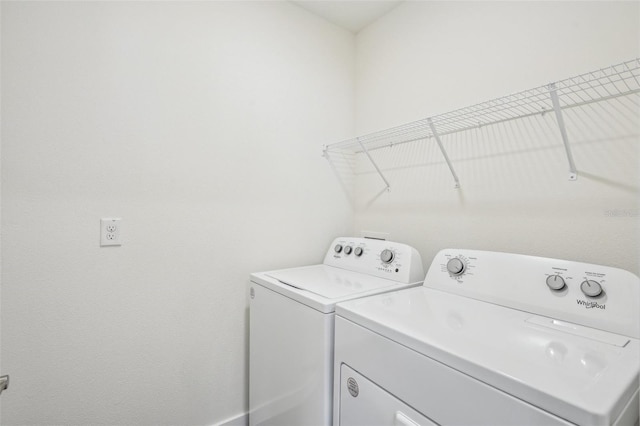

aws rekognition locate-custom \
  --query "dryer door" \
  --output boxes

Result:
[338,365,437,426]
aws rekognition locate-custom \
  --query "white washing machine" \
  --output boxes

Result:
[333,249,640,426]
[249,237,424,426]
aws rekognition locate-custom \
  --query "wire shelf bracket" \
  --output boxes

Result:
[548,82,578,181]
[427,118,460,189]
[357,137,391,191]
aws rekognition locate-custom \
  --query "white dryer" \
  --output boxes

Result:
[249,237,424,426]
[333,249,640,426]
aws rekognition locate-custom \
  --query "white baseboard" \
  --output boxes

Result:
[214,412,248,426]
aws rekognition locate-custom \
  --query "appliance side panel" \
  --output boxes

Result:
[249,283,332,426]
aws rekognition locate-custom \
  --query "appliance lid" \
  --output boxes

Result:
[250,264,422,314]
[336,286,639,426]
[266,264,408,299]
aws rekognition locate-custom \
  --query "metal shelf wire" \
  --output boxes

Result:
[323,58,640,188]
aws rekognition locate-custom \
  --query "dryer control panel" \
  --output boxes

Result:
[324,237,424,284]
[426,249,640,339]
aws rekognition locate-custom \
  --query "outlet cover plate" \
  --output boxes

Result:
[100,218,122,246]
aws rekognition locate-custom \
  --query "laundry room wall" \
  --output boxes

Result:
[351,1,640,275]
[0,2,354,425]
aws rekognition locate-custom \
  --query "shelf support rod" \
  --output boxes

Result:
[357,138,391,191]
[548,83,578,181]
[428,118,460,189]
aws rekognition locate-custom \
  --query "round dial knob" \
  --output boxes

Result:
[446,258,466,276]
[380,249,394,264]
[354,247,363,257]
[334,244,343,253]
[546,275,566,291]
[344,246,353,255]
[580,280,603,298]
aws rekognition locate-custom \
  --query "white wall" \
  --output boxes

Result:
[353,1,640,275]
[0,2,354,425]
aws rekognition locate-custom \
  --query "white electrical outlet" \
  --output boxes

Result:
[100,218,122,246]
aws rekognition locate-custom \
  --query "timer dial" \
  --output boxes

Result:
[380,249,394,264]
[581,280,603,298]
[446,258,466,276]
[546,275,566,291]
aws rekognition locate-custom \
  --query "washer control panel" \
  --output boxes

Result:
[428,249,640,339]
[324,237,424,284]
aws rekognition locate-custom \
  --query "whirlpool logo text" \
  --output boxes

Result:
[576,299,606,310]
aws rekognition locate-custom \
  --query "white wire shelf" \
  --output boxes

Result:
[323,58,640,188]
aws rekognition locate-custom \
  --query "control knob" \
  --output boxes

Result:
[546,275,566,291]
[380,249,394,264]
[580,280,603,298]
[334,244,343,253]
[446,258,466,276]
[354,247,363,257]
[344,246,353,255]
